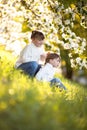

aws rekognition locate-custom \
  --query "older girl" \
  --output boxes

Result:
[15,30,46,77]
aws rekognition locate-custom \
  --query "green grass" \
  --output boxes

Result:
[0,48,87,130]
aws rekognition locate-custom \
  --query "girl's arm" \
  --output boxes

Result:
[40,53,46,61]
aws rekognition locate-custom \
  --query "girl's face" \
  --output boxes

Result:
[32,38,44,47]
[50,58,60,68]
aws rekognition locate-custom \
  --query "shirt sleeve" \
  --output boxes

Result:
[36,65,52,81]
[20,44,32,62]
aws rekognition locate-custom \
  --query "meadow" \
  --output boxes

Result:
[0,48,87,130]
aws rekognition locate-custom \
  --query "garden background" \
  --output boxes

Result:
[0,0,87,130]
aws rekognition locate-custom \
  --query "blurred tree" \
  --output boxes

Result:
[0,0,87,81]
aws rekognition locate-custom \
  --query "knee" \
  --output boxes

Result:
[56,78,61,82]
[53,78,61,83]
[32,61,38,69]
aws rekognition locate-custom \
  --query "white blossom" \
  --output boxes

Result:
[0,0,86,69]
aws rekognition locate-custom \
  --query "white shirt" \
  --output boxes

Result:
[36,63,56,81]
[15,43,44,68]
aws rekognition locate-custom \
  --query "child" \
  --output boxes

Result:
[15,30,46,77]
[36,52,67,90]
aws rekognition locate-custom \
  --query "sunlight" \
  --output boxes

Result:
[8,89,15,95]
[0,102,7,110]
[0,0,86,69]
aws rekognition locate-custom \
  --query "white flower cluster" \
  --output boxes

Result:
[0,0,86,68]
[0,1,28,55]
[70,57,87,69]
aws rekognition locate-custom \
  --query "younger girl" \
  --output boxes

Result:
[36,52,67,90]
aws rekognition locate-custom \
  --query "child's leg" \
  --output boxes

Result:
[17,61,41,77]
[34,64,41,76]
[50,78,67,90]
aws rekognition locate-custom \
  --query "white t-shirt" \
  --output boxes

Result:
[15,43,45,68]
[36,63,56,81]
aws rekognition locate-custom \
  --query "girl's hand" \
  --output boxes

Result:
[40,54,46,61]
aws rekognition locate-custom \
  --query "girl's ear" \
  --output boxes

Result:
[49,59,53,64]
[31,38,35,42]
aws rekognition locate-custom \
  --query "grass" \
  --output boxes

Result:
[0,47,87,130]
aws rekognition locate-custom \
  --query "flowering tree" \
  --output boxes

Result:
[0,0,87,79]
